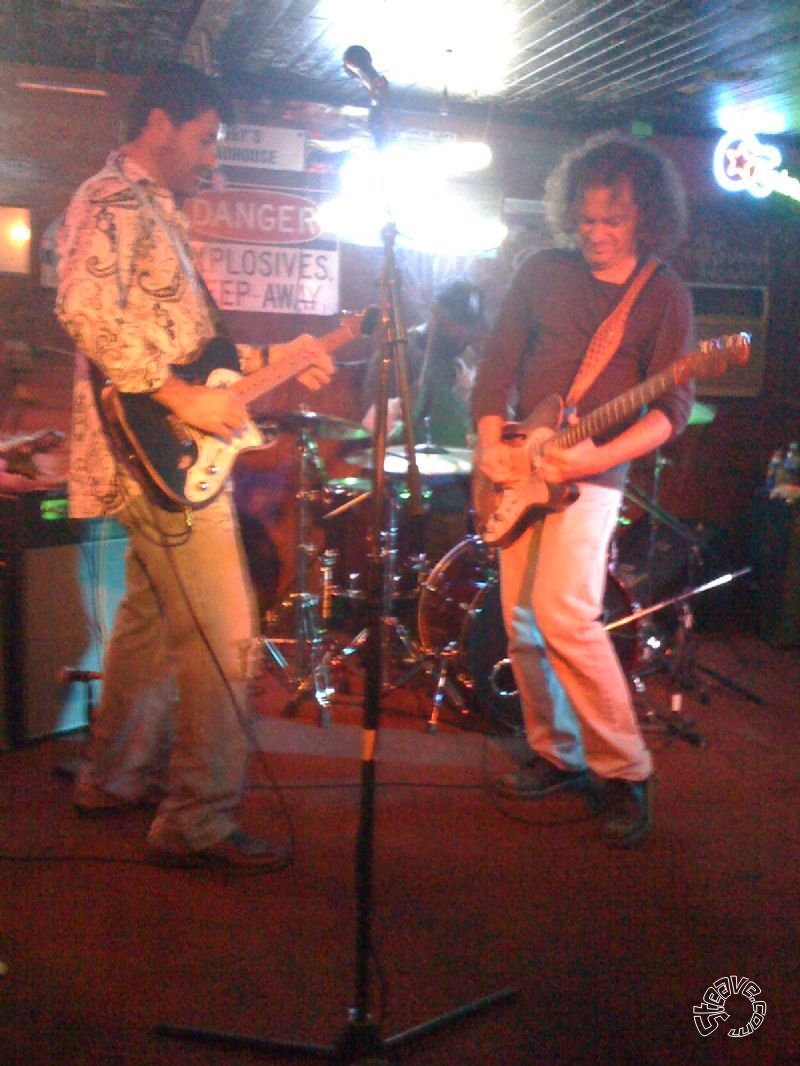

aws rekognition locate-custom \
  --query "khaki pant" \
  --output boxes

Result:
[76,489,261,850]
[499,483,652,781]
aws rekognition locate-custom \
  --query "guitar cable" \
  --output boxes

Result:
[128,491,299,866]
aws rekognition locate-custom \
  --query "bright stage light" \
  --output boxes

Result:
[319,139,504,253]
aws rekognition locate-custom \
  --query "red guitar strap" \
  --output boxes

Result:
[565,255,661,408]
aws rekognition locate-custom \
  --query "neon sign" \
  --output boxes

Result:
[714,131,800,202]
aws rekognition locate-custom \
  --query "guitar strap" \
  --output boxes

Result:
[565,255,661,408]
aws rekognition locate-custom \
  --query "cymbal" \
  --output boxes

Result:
[271,410,370,441]
[347,444,473,478]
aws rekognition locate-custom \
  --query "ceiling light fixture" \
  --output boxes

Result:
[16,80,108,97]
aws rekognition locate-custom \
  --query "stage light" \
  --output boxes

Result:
[0,207,32,274]
[318,143,505,253]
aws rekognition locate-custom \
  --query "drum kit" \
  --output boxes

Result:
[258,407,487,729]
[257,407,679,734]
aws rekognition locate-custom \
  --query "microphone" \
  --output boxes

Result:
[343,46,388,102]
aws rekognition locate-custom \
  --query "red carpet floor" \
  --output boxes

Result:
[1,626,798,1064]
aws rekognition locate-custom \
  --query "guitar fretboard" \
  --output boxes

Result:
[230,321,359,407]
[557,365,681,449]
[554,333,749,449]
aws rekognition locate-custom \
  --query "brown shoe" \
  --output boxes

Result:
[146,829,290,872]
[74,784,164,817]
[601,776,655,849]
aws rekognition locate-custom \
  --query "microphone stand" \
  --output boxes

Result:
[156,51,516,1065]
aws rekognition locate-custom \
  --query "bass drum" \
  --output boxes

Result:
[418,537,520,730]
[417,536,497,658]
[418,538,642,728]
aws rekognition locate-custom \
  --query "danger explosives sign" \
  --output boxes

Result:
[187,188,339,317]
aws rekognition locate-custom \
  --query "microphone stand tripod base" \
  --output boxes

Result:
[156,986,519,1063]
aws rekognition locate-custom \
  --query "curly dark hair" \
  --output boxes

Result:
[544,131,688,256]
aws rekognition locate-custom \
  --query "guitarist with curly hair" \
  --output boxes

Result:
[472,132,696,848]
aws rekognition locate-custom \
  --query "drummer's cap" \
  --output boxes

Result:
[434,280,485,327]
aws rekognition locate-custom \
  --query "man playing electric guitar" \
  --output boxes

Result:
[472,132,696,848]
[56,62,334,870]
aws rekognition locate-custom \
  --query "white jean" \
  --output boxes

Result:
[76,489,261,850]
[499,482,652,781]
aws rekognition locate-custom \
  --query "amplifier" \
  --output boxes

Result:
[0,493,127,748]
[751,491,800,647]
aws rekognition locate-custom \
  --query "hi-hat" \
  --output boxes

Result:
[347,443,473,477]
[272,410,370,441]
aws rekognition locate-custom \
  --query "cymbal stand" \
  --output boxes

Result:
[608,565,761,746]
[622,472,764,714]
[262,422,334,727]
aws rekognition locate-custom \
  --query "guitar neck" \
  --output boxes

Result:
[0,429,63,457]
[230,320,358,409]
[555,362,686,449]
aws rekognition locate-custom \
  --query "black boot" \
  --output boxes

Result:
[601,776,655,848]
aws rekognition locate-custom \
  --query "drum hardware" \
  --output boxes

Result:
[619,457,763,739]
[346,444,473,479]
[424,641,471,734]
[325,486,436,697]
[605,565,761,744]
[272,409,371,442]
[261,411,335,726]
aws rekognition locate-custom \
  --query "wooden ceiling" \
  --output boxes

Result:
[2,0,799,138]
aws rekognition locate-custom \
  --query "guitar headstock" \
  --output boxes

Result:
[678,332,751,383]
[339,305,380,341]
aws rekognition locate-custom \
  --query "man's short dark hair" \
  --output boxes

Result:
[544,131,688,256]
[124,61,233,141]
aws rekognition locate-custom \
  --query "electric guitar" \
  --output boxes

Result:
[472,332,751,549]
[101,310,371,509]
[0,429,65,478]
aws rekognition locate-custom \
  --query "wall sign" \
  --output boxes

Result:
[713,131,800,203]
[217,125,305,173]
[186,187,339,316]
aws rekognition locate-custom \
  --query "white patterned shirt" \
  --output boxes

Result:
[56,150,260,518]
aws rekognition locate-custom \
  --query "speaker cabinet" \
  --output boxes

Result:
[0,493,127,747]
[689,283,768,397]
[751,491,800,647]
